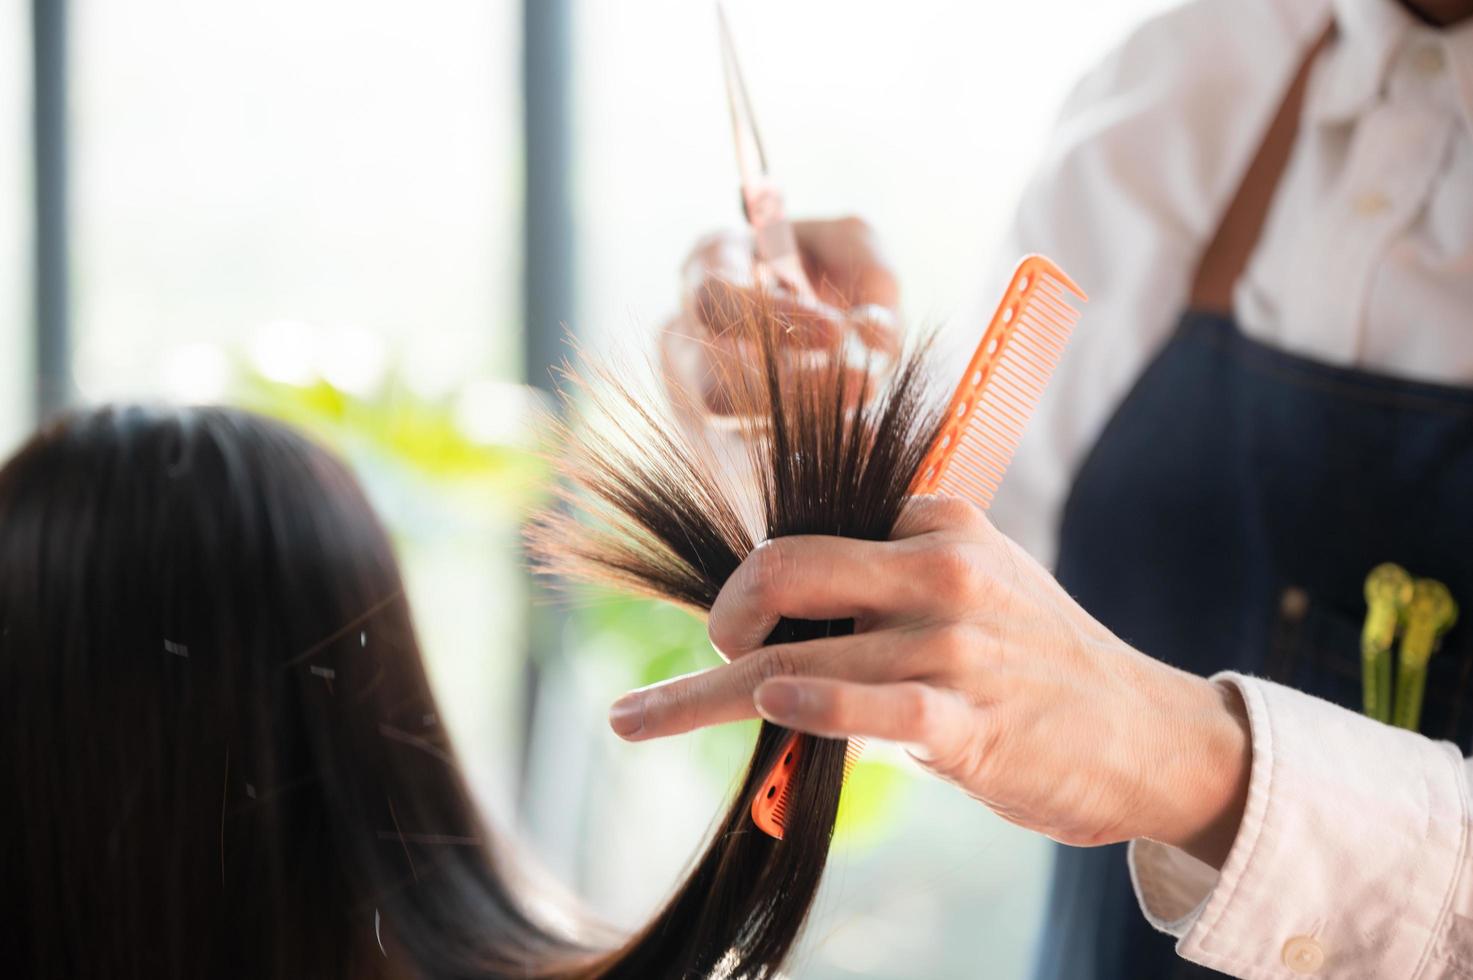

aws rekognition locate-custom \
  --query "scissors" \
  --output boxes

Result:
[717,3,819,302]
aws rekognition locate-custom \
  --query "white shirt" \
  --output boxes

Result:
[981,0,1473,568]
[973,0,1473,976]
[1237,0,1473,379]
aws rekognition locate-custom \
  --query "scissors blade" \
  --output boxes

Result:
[717,2,769,188]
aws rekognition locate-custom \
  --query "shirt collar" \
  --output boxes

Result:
[1311,0,1473,132]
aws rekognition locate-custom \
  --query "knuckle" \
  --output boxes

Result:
[925,541,986,603]
[929,495,984,531]
[973,711,1004,773]
[894,495,983,541]
[900,684,939,738]
[752,645,802,684]
[745,540,791,607]
[694,280,743,332]
[706,615,734,660]
[710,542,794,656]
[689,228,742,265]
[836,214,872,236]
[930,625,975,676]
[905,686,985,779]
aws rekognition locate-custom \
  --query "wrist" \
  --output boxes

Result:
[1155,672,1253,869]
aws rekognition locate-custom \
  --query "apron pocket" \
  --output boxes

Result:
[1267,585,1473,749]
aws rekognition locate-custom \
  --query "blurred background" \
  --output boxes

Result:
[3,1,1176,975]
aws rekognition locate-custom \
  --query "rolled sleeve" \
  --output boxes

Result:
[1129,672,1473,978]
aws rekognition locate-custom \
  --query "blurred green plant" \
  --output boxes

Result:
[236,365,550,518]
[237,353,907,849]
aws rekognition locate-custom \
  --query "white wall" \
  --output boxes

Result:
[1,0,30,455]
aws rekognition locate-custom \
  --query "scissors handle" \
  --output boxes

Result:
[1391,579,1457,731]
[1361,562,1411,723]
[743,177,814,301]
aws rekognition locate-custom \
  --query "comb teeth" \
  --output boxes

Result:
[913,255,1085,508]
[752,734,866,839]
[768,784,790,833]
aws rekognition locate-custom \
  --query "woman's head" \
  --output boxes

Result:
[4,361,934,979]
[1,406,577,979]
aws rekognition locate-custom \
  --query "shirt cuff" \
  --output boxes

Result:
[1128,671,1471,978]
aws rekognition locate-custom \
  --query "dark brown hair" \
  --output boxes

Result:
[0,406,602,980]
[530,299,945,978]
[3,303,941,979]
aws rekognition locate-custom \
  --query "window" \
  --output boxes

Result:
[72,0,522,404]
[1,0,27,455]
[16,3,1185,974]
[69,0,527,821]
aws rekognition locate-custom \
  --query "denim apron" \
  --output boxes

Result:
[1028,30,1473,980]
[1034,311,1473,979]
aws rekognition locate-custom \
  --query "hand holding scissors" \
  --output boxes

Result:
[660,8,903,416]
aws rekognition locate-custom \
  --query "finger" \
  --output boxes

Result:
[795,216,899,311]
[794,217,903,358]
[607,631,911,741]
[677,332,876,418]
[658,315,747,419]
[681,229,754,299]
[845,303,903,359]
[688,331,765,417]
[693,277,845,349]
[708,535,936,657]
[753,677,975,762]
[685,221,901,357]
[669,314,890,418]
[890,493,989,541]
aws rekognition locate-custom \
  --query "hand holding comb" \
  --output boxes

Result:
[750,254,1087,838]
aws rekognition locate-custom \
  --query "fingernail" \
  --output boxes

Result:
[754,680,804,724]
[609,695,645,738]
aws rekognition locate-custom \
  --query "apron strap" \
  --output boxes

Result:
[1190,30,1333,311]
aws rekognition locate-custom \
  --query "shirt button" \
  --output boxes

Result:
[1353,191,1390,217]
[1412,45,1446,77]
[1282,935,1326,974]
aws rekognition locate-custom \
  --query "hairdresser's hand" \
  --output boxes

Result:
[608,496,1252,868]
[662,217,902,416]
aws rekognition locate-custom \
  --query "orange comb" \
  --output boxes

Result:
[912,254,1086,502]
[751,254,1087,840]
[751,732,863,840]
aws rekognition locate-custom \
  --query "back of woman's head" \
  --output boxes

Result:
[0,406,578,980]
[2,337,938,980]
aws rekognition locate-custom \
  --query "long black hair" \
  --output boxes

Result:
[530,297,945,978]
[0,406,599,980]
[4,306,942,980]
